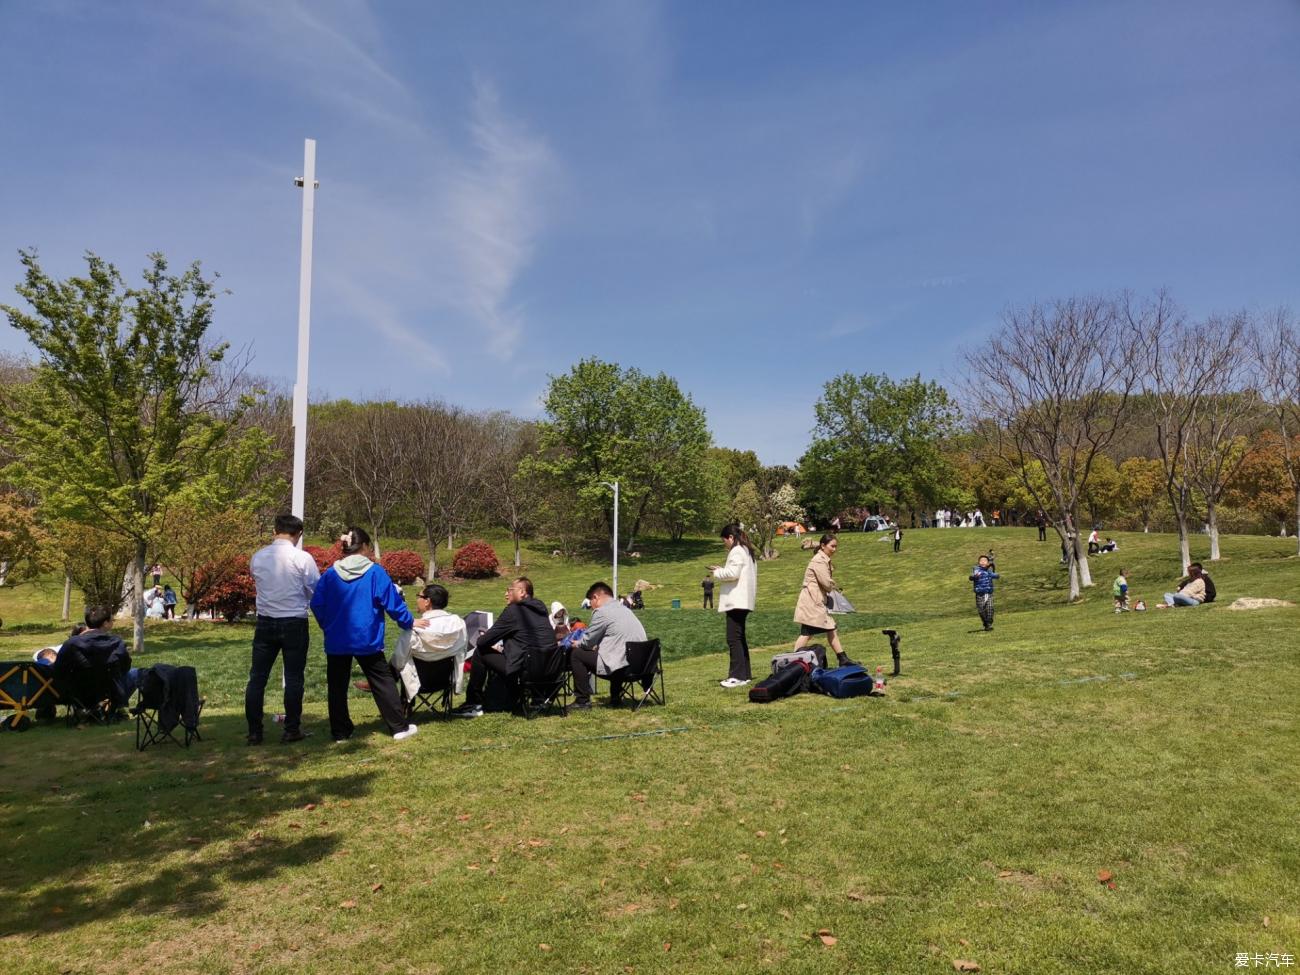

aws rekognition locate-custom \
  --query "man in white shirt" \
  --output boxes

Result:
[245,514,320,745]
[569,581,647,710]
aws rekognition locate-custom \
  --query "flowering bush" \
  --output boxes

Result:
[451,540,500,579]
[194,555,257,621]
[304,543,341,574]
[381,549,425,585]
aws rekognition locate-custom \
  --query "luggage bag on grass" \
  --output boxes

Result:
[749,662,812,703]
[770,645,827,674]
[809,665,874,699]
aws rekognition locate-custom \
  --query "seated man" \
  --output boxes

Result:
[1159,562,1207,608]
[392,583,469,701]
[1098,537,1118,554]
[52,607,137,712]
[451,577,554,718]
[568,581,647,711]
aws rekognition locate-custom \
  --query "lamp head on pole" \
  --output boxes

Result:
[293,177,320,188]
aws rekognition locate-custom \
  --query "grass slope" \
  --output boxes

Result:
[1,528,1297,974]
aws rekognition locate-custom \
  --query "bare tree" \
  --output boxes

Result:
[403,401,486,577]
[480,414,542,568]
[965,295,1141,601]
[1137,299,1246,569]
[316,401,409,558]
[1252,308,1300,556]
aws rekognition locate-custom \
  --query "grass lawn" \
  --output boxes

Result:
[1,527,1297,974]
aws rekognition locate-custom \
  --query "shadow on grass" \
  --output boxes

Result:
[0,711,375,936]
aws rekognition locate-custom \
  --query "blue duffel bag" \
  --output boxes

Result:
[809,665,874,699]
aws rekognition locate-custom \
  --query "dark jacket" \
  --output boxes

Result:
[969,565,999,595]
[141,664,201,733]
[53,628,132,707]
[476,597,555,674]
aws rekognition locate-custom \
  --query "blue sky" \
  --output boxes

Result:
[2,1,1297,464]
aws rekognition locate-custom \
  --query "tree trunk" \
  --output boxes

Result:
[61,573,72,621]
[1072,534,1093,588]
[371,526,382,560]
[1207,500,1222,561]
[1175,513,1191,571]
[132,543,147,654]
[447,532,454,551]
[1067,549,1080,602]
[0,560,8,586]
[425,528,439,581]
[513,531,522,567]
[1294,489,1300,556]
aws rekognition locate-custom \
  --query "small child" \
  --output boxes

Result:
[1112,569,1129,612]
[969,555,1000,632]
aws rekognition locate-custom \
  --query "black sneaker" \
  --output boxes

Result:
[280,729,312,744]
[836,654,860,668]
[451,703,484,719]
[246,733,263,746]
[570,700,593,711]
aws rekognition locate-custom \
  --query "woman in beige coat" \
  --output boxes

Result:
[793,535,858,667]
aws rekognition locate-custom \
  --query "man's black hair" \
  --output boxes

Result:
[420,583,449,609]
[84,606,112,629]
[515,577,534,598]
[586,581,614,601]
[274,513,305,536]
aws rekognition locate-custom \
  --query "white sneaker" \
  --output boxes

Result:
[393,725,419,741]
[719,677,750,689]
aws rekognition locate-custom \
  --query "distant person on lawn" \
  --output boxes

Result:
[969,555,999,632]
[701,575,714,609]
[1112,569,1129,612]
[310,526,418,742]
[792,533,857,667]
[245,513,320,745]
[568,581,647,710]
[451,576,555,718]
[1158,562,1207,608]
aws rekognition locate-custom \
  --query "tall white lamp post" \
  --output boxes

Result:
[291,139,318,535]
[600,480,620,597]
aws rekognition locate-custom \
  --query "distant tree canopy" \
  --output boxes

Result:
[800,372,958,522]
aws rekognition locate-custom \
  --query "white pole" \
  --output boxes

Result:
[612,480,619,599]
[291,139,317,534]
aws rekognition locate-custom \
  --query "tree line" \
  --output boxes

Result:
[3,254,1299,648]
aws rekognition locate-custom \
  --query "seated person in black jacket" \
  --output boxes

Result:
[53,606,137,712]
[451,577,555,719]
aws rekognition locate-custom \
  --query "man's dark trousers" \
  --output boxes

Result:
[246,616,309,736]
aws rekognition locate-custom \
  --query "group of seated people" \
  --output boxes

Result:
[1087,529,1119,555]
[384,575,648,718]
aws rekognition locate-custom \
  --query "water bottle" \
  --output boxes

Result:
[873,666,886,694]
[272,713,286,724]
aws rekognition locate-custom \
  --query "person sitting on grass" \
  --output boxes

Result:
[969,555,1000,632]
[568,581,647,711]
[1158,562,1207,608]
[451,577,555,719]
[1098,537,1118,554]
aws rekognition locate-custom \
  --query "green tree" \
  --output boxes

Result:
[2,250,250,651]
[799,373,958,523]
[532,359,715,552]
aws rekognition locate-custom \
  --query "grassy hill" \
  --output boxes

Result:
[1,528,1297,973]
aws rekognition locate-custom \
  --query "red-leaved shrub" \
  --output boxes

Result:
[195,555,257,621]
[451,540,500,579]
[381,549,425,585]
[304,543,341,573]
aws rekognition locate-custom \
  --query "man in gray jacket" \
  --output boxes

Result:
[569,581,646,710]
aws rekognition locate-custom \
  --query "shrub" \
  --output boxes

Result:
[381,549,425,585]
[452,540,500,579]
[194,555,257,621]
[304,543,341,574]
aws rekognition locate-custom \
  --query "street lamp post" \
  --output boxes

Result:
[600,480,620,598]
[291,138,319,537]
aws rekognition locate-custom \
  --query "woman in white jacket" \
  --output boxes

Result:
[710,523,758,688]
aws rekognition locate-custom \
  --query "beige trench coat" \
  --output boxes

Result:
[793,549,837,630]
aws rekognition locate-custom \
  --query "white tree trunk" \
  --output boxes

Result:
[1072,535,1093,588]
[132,546,147,654]
[61,573,72,621]
[425,530,438,581]
[1176,514,1191,571]
[371,528,382,560]
[0,560,8,587]
[447,532,454,551]
[1068,557,1080,601]
[1207,502,1222,561]
[513,533,522,567]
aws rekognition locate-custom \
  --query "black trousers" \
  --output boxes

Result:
[326,652,407,739]
[975,593,994,630]
[465,650,512,705]
[724,609,752,680]
[245,616,309,735]
[1038,525,1047,541]
[702,591,713,608]
[569,646,600,703]
[893,538,901,552]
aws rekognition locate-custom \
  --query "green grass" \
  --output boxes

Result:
[1,528,1298,974]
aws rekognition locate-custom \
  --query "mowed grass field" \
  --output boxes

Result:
[1,527,1297,974]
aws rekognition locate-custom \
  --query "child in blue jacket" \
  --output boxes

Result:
[969,555,1000,632]
[311,527,417,742]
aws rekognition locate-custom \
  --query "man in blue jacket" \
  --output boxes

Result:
[969,555,1000,632]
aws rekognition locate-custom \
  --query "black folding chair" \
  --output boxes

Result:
[57,670,126,727]
[133,665,204,751]
[517,647,571,719]
[598,638,665,712]
[402,656,456,720]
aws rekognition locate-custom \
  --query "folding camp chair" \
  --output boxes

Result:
[0,662,61,731]
[517,647,571,719]
[402,656,456,720]
[133,665,204,751]
[598,638,665,712]
[58,670,126,727]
